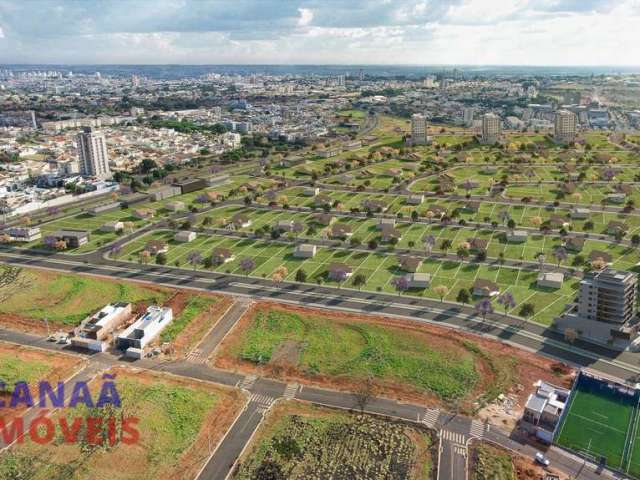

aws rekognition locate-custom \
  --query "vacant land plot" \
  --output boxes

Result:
[471,444,516,480]
[0,341,83,424]
[215,303,568,408]
[555,375,637,475]
[235,401,434,480]
[0,269,168,330]
[3,367,245,480]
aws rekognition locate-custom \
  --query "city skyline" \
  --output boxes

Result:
[1,0,639,66]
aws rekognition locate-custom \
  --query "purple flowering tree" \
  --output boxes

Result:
[109,244,122,260]
[187,251,203,271]
[553,246,567,267]
[423,234,436,255]
[239,257,256,276]
[475,298,494,321]
[391,276,409,296]
[496,292,516,316]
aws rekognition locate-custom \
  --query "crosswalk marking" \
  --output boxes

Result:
[249,393,275,413]
[283,383,299,400]
[420,408,440,428]
[441,430,467,445]
[237,374,257,390]
[470,420,485,438]
[185,349,207,364]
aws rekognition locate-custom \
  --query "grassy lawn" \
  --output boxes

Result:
[235,402,433,480]
[2,368,244,480]
[0,269,167,327]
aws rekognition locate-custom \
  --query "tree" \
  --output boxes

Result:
[456,288,470,305]
[109,244,122,259]
[440,239,452,253]
[295,269,307,283]
[422,234,436,255]
[391,276,409,296]
[139,250,151,265]
[187,251,203,271]
[632,234,640,248]
[497,292,516,316]
[271,266,288,284]
[156,252,167,265]
[352,273,366,290]
[519,303,535,318]
[239,257,255,275]
[553,246,567,267]
[353,374,377,413]
[434,285,449,302]
[475,298,494,321]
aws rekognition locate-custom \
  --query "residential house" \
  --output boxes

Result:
[406,272,431,288]
[304,187,320,197]
[213,247,235,264]
[462,201,480,213]
[72,302,132,352]
[116,306,173,358]
[570,207,590,219]
[606,221,628,236]
[330,223,353,239]
[506,230,528,243]
[100,221,123,233]
[406,194,424,205]
[537,272,564,288]
[132,207,156,220]
[564,236,585,252]
[468,238,488,253]
[231,213,252,229]
[328,262,353,279]
[47,230,90,248]
[377,217,395,229]
[294,244,317,258]
[314,194,333,207]
[362,199,387,212]
[312,213,335,226]
[606,193,626,204]
[522,380,570,443]
[4,227,41,242]
[165,201,185,212]
[398,256,422,272]
[380,225,402,242]
[144,240,168,255]
[589,250,613,265]
[549,215,569,229]
[174,231,196,243]
[473,279,499,297]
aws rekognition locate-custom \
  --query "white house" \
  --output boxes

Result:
[607,193,626,204]
[406,272,431,288]
[100,221,124,233]
[378,217,396,229]
[71,303,132,352]
[537,272,564,288]
[4,227,41,242]
[406,194,424,205]
[304,187,320,197]
[294,244,317,258]
[506,230,528,243]
[116,306,173,358]
[174,230,197,243]
[165,201,186,212]
[570,207,590,219]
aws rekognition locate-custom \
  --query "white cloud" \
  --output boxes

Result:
[297,8,313,27]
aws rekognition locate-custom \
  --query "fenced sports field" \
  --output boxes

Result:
[555,372,640,477]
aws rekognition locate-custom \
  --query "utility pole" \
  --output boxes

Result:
[44,316,50,338]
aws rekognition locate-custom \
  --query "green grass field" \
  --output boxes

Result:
[2,369,238,480]
[0,269,167,326]
[234,306,480,400]
[555,380,637,474]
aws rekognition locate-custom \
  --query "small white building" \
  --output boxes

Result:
[165,201,186,212]
[71,302,132,352]
[377,217,396,229]
[100,221,124,233]
[406,194,424,205]
[116,306,173,358]
[606,193,626,204]
[406,272,431,288]
[506,230,528,243]
[537,271,564,288]
[522,380,570,443]
[294,244,317,258]
[4,227,41,242]
[570,207,590,219]
[174,230,197,243]
[303,187,320,197]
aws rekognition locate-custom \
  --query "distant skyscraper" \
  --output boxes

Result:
[554,110,577,144]
[358,69,365,81]
[77,127,111,180]
[463,107,474,127]
[411,113,428,145]
[481,113,501,145]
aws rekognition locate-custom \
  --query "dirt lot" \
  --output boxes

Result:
[214,302,574,415]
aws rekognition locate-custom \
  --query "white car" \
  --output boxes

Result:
[535,452,550,467]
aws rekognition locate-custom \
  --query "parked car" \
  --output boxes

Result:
[535,452,550,467]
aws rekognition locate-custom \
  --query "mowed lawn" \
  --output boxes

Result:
[0,269,167,326]
[556,387,635,471]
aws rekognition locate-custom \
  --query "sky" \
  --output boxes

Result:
[0,0,639,66]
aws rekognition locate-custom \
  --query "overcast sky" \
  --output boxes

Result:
[0,0,638,65]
